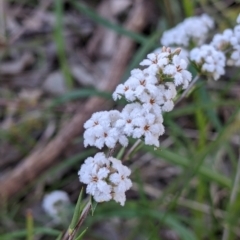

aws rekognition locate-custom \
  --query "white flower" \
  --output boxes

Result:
[84,111,110,129]
[109,157,132,206]
[211,29,236,51]
[78,153,112,203]
[140,52,170,75]
[155,47,189,62]
[234,24,240,38]
[140,91,164,116]
[79,161,110,189]
[116,103,143,136]
[130,69,159,96]
[93,187,112,202]
[164,55,192,88]
[112,82,136,101]
[84,152,109,168]
[78,153,132,206]
[42,190,70,222]
[83,110,128,149]
[159,82,177,112]
[112,188,126,206]
[116,102,165,146]
[210,15,240,67]
[237,14,240,24]
[161,25,188,47]
[190,45,226,80]
[109,157,132,192]
[140,82,176,113]
[228,46,240,66]
[87,180,112,202]
[132,111,164,147]
[161,14,214,48]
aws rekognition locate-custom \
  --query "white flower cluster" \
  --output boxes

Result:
[211,15,240,66]
[78,152,132,206]
[190,45,226,80]
[161,14,214,48]
[79,13,240,206]
[84,48,191,151]
[159,13,237,80]
[154,47,189,63]
[79,47,192,206]
[84,110,128,149]
[189,14,240,80]
[42,190,70,222]
[112,48,192,146]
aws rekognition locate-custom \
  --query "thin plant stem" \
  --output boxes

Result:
[123,139,142,162]
[26,209,34,240]
[175,75,199,105]
[222,135,240,240]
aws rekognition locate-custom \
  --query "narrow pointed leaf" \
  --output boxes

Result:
[69,189,84,233]
[90,196,98,215]
[74,228,88,240]
[55,232,63,240]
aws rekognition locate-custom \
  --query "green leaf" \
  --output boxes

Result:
[91,196,98,215]
[69,189,84,233]
[74,228,88,240]
[55,232,63,240]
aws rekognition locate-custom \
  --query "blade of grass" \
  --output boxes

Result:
[71,1,147,44]
[74,228,88,240]
[166,119,196,156]
[0,228,60,240]
[54,0,74,89]
[198,85,238,175]
[145,107,240,239]
[137,109,238,193]
[193,88,209,238]
[26,209,33,240]
[49,88,112,108]
[222,136,240,240]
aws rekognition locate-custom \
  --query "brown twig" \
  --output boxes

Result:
[0,0,147,201]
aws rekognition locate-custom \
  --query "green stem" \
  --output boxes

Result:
[222,136,240,240]
[175,75,200,105]
[26,209,33,240]
[123,139,142,161]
